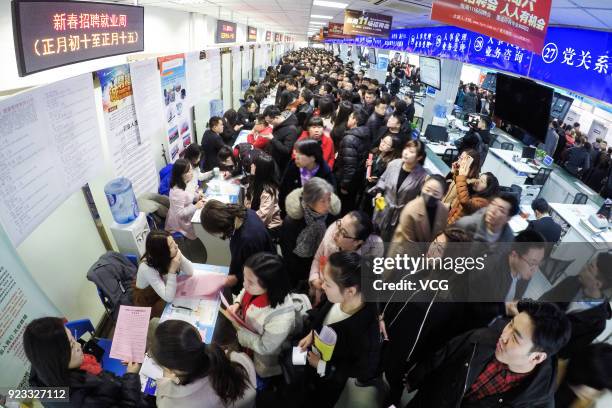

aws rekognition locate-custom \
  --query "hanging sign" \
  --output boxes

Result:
[343,9,392,38]
[430,0,553,54]
[215,19,237,43]
[247,26,257,42]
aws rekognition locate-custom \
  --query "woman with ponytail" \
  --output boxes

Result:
[152,319,255,408]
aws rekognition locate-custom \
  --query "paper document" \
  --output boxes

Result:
[314,326,337,362]
[109,306,151,363]
[161,306,198,327]
[175,274,226,298]
[219,292,256,333]
[292,346,307,365]
[140,355,163,379]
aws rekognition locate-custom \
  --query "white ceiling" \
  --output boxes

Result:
[107,0,612,39]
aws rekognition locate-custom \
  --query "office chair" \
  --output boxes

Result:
[573,193,588,205]
[525,168,552,186]
[413,117,424,132]
[539,257,574,285]
[501,142,514,151]
[442,148,459,167]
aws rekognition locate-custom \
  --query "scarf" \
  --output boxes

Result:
[294,200,327,258]
[79,353,102,376]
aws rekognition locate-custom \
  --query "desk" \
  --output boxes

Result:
[481,148,540,186]
[192,180,241,266]
[426,142,456,156]
[424,144,450,176]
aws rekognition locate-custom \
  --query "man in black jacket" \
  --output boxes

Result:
[335,109,370,215]
[200,116,226,171]
[403,93,416,125]
[526,198,562,243]
[539,251,612,359]
[362,89,377,117]
[265,106,298,173]
[366,94,391,143]
[406,300,571,408]
[373,112,409,149]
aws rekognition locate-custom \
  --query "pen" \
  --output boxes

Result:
[172,304,194,311]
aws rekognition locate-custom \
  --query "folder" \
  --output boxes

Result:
[313,326,337,362]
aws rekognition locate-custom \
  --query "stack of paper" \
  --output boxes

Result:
[314,326,337,362]
[109,306,151,363]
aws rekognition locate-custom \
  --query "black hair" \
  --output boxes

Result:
[495,191,520,217]
[404,139,426,165]
[246,152,278,212]
[200,201,247,239]
[375,93,391,106]
[23,317,73,387]
[327,251,362,292]
[473,172,499,198]
[306,116,324,129]
[301,88,314,104]
[223,109,239,127]
[279,90,297,111]
[334,100,354,126]
[209,116,223,129]
[350,108,368,127]
[516,299,571,356]
[320,82,333,95]
[170,158,190,190]
[394,99,408,116]
[244,252,291,308]
[217,146,235,170]
[425,174,449,195]
[184,143,201,165]
[512,229,546,256]
[151,320,250,405]
[318,96,336,118]
[285,78,298,88]
[263,105,281,119]
[347,210,374,241]
[295,139,324,167]
[566,343,612,390]
[596,251,612,289]
[365,89,376,96]
[531,198,550,214]
[142,230,172,275]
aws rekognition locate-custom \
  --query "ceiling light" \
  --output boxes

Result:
[309,21,326,25]
[311,15,333,19]
[313,1,348,8]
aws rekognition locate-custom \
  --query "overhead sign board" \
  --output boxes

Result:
[12,0,144,76]
[430,0,552,54]
[216,19,236,43]
[247,26,257,42]
[343,9,392,38]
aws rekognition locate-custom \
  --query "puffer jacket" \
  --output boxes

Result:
[447,175,490,225]
[266,111,299,171]
[335,125,371,191]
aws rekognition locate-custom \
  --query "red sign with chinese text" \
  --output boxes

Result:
[431,0,552,54]
[328,23,353,40]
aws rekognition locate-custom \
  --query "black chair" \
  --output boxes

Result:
[499,184,522,203]
[525,168,553,186]
[442,148,459,167]
[573,193,588,205]
[501,142,514,151]
[540,257,574,285]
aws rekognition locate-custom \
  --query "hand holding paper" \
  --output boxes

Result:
[175,273,227,298]
[109,306,151,364]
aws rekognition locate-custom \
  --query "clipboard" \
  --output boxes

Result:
[219,292,256,333]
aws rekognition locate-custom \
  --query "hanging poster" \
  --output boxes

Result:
[430,0,552,54]
[0,74,103,246]
[343,9,392,38]
[158,54,192,162]
[266,31,271,42]
[247,26,257,42]
[98,65,158,197]
[0,225,61,391]
[207,48,222,99]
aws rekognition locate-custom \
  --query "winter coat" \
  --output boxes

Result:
[334,125,371,191]
[370,159,427,241]
[279,160,336,215]
[266,111,299,172]
[237,105,256,130]
[463,91,479,114]
[366,112,386,145]
[201,130,226,171]
[293,131,335,169]
[447,175,491,225]
[392,195,448,243]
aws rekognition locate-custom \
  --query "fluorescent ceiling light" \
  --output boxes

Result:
[311,15,333,19]
[309,21,326,25]
[313,1,348,8]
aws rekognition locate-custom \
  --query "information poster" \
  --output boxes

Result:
[0,225,60,389]
[185,51,208,108]
[98,65,158,197]
[158,54,192,162]
[207,48,222,99]
[0,74,103,246]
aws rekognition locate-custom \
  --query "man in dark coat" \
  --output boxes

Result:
[265,106,298,173]
[335,108,370,214]
[463,84,479,115]
[366,95,390,142]
[526,198,562,244]
[539,251,612,359]
[200,116,226,171]
[405,300,571,408]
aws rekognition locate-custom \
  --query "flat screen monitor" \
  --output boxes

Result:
[368,47,377,64]
[481,73,497,92]
[393,52,401,61]
[494,73,553,144]
[521,146,536,159]
[550,93,574,122]
[424,124,448,142]
[419,56,441,90]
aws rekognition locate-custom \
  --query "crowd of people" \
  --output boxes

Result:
[24,48,612,408]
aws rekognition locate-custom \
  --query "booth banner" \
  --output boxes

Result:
[98,65,158,197]
[158,54,192,162]
[529,27,612,106]
[343,9,392,38]
[430,0,552,54]
[0,225,61,390]
[216,20,237,43]
[12,0,144,76]
[247,26,257,42]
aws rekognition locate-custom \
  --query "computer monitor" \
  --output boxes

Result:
[424,125,449,143]
[521,146,536,160]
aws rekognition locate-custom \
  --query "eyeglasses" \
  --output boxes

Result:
[336,219,358,240]
[518,254,541,269]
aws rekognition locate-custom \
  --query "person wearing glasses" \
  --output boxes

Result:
[308,211,383,305]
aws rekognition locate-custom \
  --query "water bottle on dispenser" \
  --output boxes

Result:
[104,177,139,224]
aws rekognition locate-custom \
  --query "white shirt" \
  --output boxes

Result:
[135,255,194,302]
[323,303,351,326]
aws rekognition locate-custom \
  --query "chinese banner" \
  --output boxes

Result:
[328,22,353,39]
[216,20,237,43]
[275,33,282,42]
[158,54,192,162]
[343,9,392,38]
[248,26,257,42]
[430,0,552,54]
[0,224,61,390]
[98,65,158,196]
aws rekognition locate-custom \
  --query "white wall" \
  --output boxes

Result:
[460,64,483,86]
[0,2,295,324]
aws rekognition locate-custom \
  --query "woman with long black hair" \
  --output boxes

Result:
[245,152,282,236]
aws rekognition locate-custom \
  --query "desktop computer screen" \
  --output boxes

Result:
[521,146,536,160]
[424,125,449,143]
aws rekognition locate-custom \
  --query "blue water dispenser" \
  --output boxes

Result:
[104,177,139,224]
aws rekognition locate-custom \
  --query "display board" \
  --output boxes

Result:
[0,74,103,246]
[0,225,61,390]
[232,46,242,109]
[98,64,158,197]
[419,56,441,90]
[343,9,392,38]
[216,20,237,44]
